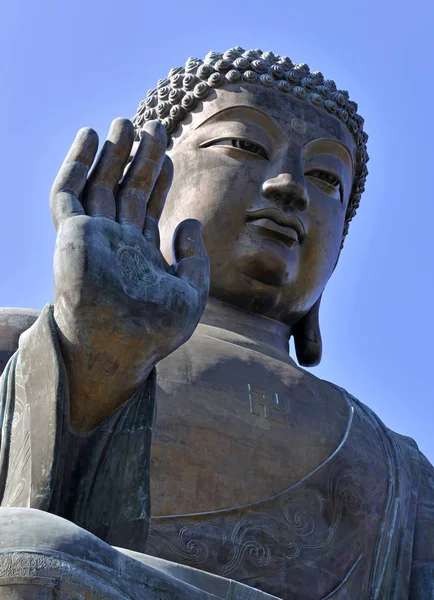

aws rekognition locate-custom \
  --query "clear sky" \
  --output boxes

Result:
[1,1,433,460]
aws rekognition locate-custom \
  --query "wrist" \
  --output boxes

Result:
[53,301,156,432]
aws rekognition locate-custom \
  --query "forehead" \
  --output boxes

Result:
[171,84,357,158]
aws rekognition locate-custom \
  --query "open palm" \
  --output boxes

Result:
[50,118,209,428]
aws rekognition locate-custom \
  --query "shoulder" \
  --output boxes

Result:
[0,308,40,375]
[305,371,428,458]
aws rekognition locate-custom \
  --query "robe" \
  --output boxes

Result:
[0,306,433,598]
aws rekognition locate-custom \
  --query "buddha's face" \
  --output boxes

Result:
[159,86,356,325]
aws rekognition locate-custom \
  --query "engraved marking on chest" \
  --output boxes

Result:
[248,384,288,426]
[116,243,157,286]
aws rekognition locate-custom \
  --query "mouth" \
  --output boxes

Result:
[245,208,306,245]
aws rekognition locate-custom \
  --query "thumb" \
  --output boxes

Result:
[172,219,210,298]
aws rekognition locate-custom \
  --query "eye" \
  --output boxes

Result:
[201,138,269,160]
[231,139,268,159]
[306,169,342,199]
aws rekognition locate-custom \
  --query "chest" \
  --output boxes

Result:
[149,369,390,599]
[151,330,349,516]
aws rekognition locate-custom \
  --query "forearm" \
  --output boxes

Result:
[0,306,156,546]
[54,303,154,432]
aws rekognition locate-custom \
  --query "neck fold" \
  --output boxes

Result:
[200,297,292,356]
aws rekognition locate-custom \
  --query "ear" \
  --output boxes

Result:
[292,295,322,367]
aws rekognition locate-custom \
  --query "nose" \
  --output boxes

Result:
[261,173,309,212]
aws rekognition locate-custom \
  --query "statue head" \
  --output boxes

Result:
[132,47,369,366]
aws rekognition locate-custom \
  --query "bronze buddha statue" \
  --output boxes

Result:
[0,48,431,599]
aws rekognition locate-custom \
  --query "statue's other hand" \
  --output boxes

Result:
[50,119,209,421]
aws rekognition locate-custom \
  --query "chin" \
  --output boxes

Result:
[236,237,298,287]
[209,258,300,320]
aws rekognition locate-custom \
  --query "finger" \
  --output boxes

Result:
[83,118,135,219]
[50,128,99,230]
[143,155,174,247]
[116,120,167,230]
[173,219,207,262]
[146,155,174,220]
[173,219,210,296]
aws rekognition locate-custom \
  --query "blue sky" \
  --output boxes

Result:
[1,1,433,460]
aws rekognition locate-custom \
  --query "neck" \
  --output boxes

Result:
[200,297,292,355]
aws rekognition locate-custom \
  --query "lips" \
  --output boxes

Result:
[246,208,306,244]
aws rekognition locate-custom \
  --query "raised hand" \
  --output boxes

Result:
[50,118,209,430]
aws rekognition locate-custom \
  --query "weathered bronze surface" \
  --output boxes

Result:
[0,48,432,599]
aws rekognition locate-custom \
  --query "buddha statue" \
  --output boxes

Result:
[0,47,432,599]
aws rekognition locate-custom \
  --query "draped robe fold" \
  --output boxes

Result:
[0,306,433,599]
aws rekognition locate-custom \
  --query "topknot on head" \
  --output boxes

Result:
[132,47,369,243]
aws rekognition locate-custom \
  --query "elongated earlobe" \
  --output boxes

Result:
[292,295,322,367]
